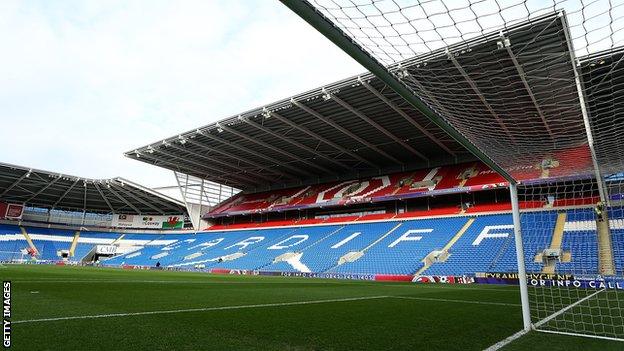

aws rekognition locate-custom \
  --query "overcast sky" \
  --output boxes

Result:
[0,0,363,188]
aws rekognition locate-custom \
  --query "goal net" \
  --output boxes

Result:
[282,0,624,342]
[519,177,624,340]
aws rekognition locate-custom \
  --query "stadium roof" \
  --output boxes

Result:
[126,67,477,192]
[0,162,186,215]
[579,46,624,176]
[127,12,610,192]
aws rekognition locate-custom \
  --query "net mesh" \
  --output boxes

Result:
[308,0,624,179]
[519,178,624,339]
[297,0,624,341]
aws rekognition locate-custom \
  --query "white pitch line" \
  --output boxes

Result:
[482,329,528,351]
[382,285,517,292]
[14,294,523,325]
[13,295,389,324]
[390,295,521,307]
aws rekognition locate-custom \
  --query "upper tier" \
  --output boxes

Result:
[207,153,592,218]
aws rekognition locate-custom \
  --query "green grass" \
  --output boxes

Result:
[0,265,621,350]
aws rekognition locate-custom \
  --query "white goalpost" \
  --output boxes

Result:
[515,178,624,341]
[281,0,624,342]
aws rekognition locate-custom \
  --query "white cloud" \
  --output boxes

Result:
[0,0,363,188]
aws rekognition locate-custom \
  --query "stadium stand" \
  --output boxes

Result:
[3,205,619,278]
[206,161,509,218]
[330,217,467,275]
[0,224,27,261]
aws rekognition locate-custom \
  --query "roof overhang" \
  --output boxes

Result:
[0,162,186,215]
[126,69,474,192]
[127,12,618,193]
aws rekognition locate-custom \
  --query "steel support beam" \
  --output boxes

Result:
[121,184,183,213]
[166,143,276,184]
[115,177,186,211]
[93,183,115,213]
[109,182,165,215]
[185,138,287,180]
[447,52,517,142]
[243,117,351,171]
[106,184,142,214]
[0,170,31,197]
[330,94,429,162]
[148,148,257,187]
[200,132,307,178]
[291,99,402,164]
[271,111,377,167]
[279,0,515,183]
[192,132,298,180]
[174,171,193,228]
[23,176,61,203]
[359,79,457,157]
[50,178,81,209]
[82,182,88,224]
[219,124,332,174]
[142,154,246,190]
[501,35,554,139]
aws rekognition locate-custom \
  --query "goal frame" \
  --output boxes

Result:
[280,0,623,343]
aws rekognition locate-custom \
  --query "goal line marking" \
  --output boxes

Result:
[482,329,528,351]
[389,295,521,307]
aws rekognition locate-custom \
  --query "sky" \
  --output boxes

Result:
[0,0,364,189]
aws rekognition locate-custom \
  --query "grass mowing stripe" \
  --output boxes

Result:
[13,295,390,324]
[390,295,521,307]
[13,279,519,293]
[14,295,520,325]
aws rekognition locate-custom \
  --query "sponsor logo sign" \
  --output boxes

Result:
[111,214,184,229]
[0,203,23,220]
[412,275,475,284]
[95,245,117,255]
[475,272,624,290]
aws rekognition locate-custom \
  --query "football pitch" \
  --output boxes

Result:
[1,265,622,350]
